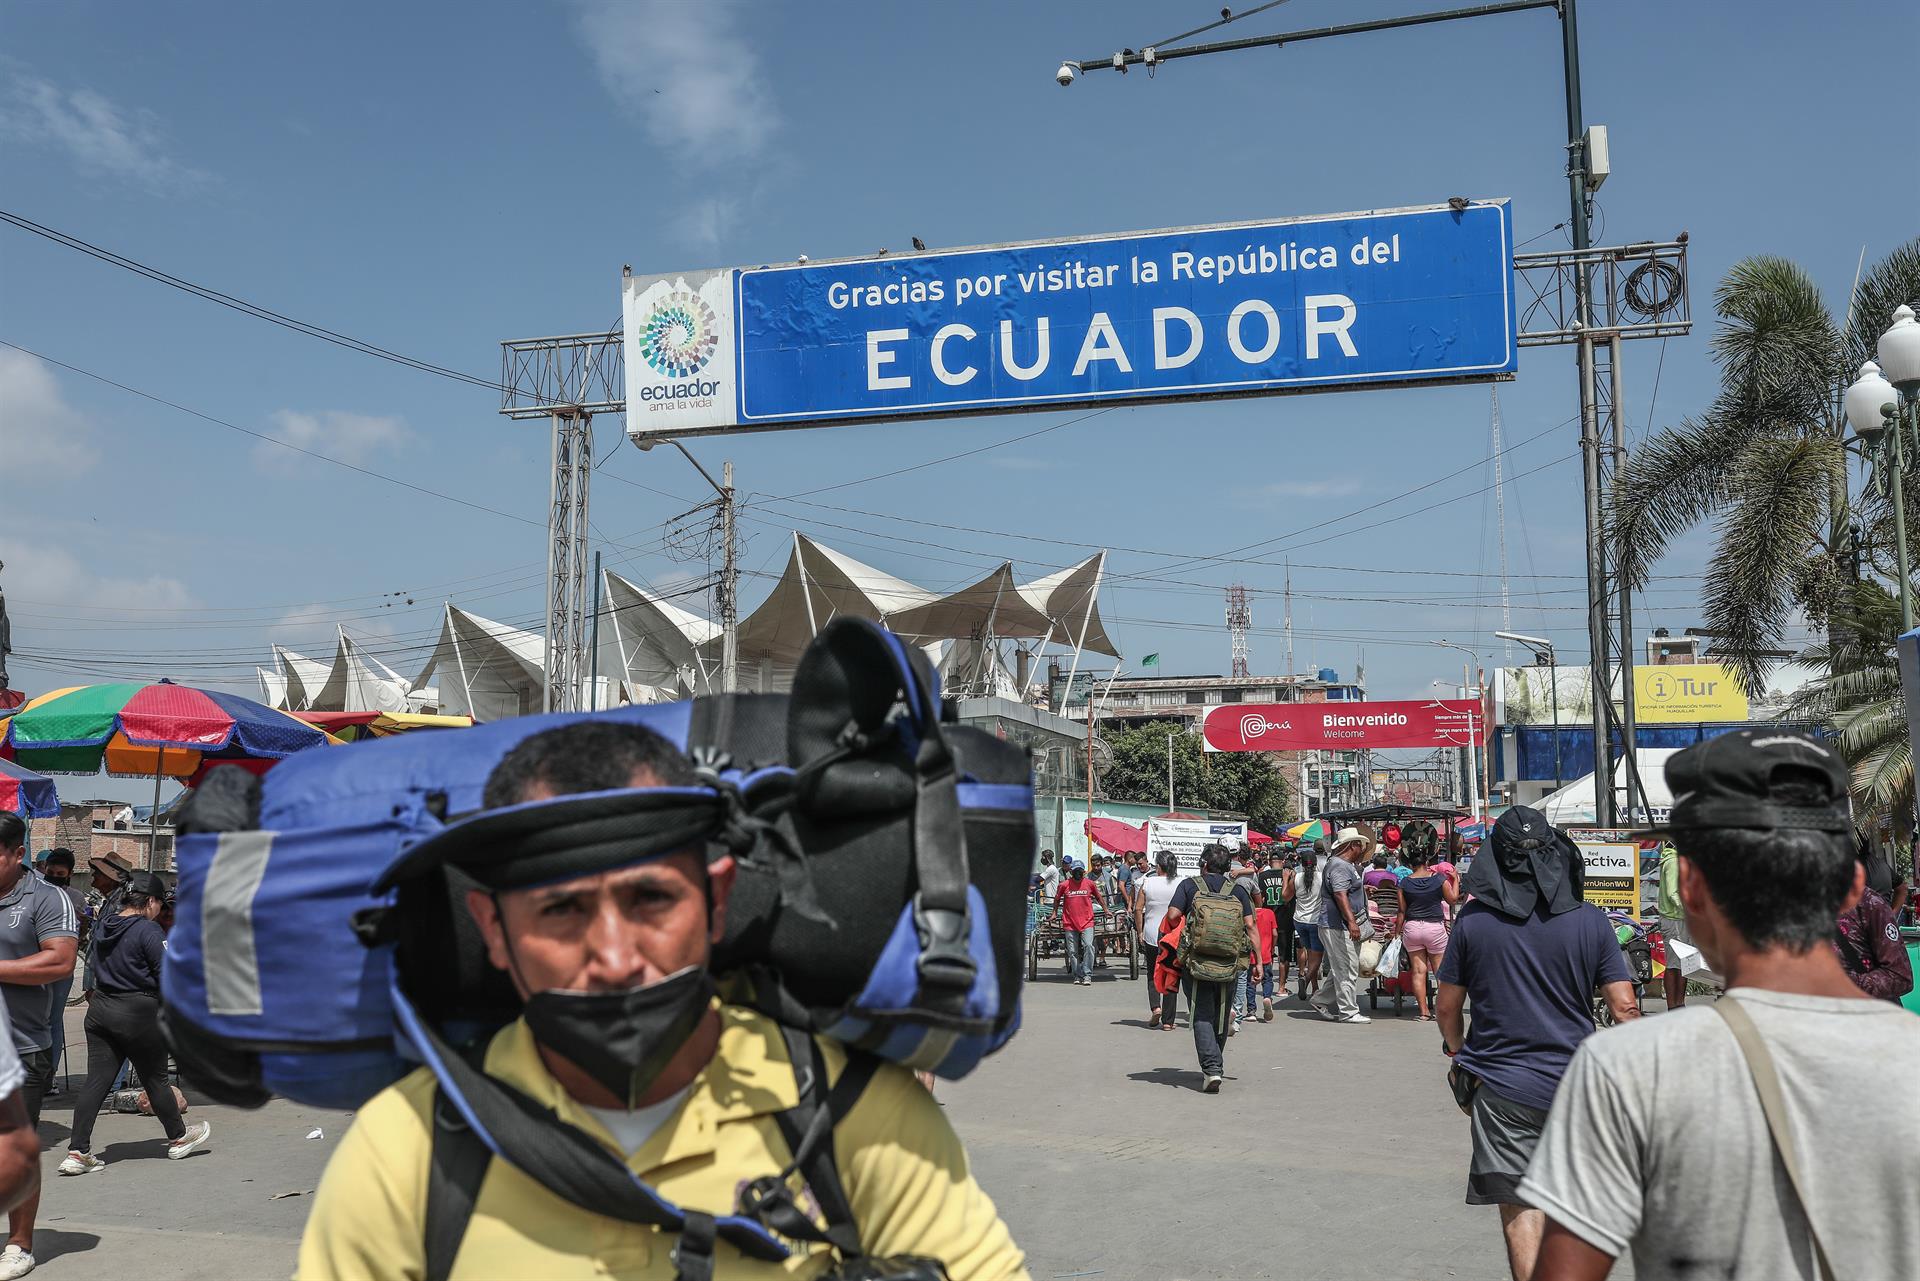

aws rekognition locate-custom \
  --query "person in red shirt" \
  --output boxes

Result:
[1053,861,1106,987]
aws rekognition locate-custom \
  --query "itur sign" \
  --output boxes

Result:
[1202,699,1486,752]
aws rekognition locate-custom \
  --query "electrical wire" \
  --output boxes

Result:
[0,339,543,529]
[0,210,507,393]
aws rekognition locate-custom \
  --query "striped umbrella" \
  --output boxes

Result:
[1285,817,1334,844]
[0,760,57,819]
[0,681,332,779]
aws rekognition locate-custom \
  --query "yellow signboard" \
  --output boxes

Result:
[1632,664,1748,724]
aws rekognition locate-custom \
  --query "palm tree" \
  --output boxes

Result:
[1790,582,1910,835]
[1611,238,1920,698]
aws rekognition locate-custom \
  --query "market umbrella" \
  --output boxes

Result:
[0,760,57,819]
[1083,816,1148,856]
[1246,830,1275,847]
[1,681,335,866]
[1285,817,1334,844]
[291,710,474,742]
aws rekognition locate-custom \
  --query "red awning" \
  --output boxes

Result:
[1083,817,1148,855]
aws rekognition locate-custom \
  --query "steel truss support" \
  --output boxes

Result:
[545,411,593,712]
[500,332,624,713]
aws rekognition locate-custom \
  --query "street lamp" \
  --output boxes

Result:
[1846,348,1912,631]
[1433,640,1487,822]
[1496,630,1563,795]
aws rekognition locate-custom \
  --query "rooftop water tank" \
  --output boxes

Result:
[1317,667,1339,684]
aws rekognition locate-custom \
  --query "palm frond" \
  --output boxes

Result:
[1700,435,1847,696]
[1844,237,1920,371]
[1712,257,1840,431]
[1609,410,1752,588]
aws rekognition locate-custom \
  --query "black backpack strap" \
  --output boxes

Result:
[739,1024,879,1263]
[401,1006,789,1275]
[424,1088,491,1281]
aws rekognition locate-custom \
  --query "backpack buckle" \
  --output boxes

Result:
[910,894,977,995]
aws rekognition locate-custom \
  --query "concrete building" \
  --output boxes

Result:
[28,800,175,878]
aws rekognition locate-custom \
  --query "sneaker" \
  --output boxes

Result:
[1203,1075,1223,1094]
[0,1245,34,1278]
[57,1152,105,1177]
[1337,1013,1373,1025]
[1261,996,1274,1021]
[167,1121,212,1161]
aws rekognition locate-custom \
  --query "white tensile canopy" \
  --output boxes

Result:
[599,570,719,705]
[728,533,936,682]
[1536,748,1682,827]
[267,533,1122,716]
[414,605,546,721]
[270,644,333,711]
[256,666,289,710]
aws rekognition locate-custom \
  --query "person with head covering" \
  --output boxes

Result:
[1524,731,1920,1280]
[1308,827,1377,1025]
[298,721,1024,1280]
[1435,807,1637,1281]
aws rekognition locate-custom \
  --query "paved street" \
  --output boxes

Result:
[21,974,1645,1279]
[946,966,1519,1281]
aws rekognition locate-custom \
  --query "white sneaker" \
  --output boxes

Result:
[0,1244,35,1278]
[57,1152,105,1176]
[1203,1075,1223,1094]
[167,1121,212,1160]
[1261,996,1274,1021]
[1338,1013,1373,1025]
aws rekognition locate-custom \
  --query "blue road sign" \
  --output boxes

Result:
[622,201,1515,439]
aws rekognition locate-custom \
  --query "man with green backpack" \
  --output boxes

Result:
[1163,842,1259,1093]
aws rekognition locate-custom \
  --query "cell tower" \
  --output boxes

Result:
[1226,584,1252,678]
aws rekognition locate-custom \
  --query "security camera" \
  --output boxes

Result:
[1056,61,1077,86]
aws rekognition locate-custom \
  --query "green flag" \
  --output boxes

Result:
[1142,653,1159,667]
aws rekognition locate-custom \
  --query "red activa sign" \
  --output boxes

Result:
[1202,699,1485,752]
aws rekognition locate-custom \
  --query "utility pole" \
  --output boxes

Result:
[720,460,738,693]
[1167,732,1175,810]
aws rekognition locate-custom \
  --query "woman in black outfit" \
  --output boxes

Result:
[58,872,210,1175]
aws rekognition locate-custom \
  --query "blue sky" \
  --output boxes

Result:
[2,0,1912,757]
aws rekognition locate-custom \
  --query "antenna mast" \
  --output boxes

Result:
[1226,584,1252,679]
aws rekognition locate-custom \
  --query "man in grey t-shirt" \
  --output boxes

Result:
[1522,731,1920,1280]
[1309,828,1373,1024]
[0,814,77,1279]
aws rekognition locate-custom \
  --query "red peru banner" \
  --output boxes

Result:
[1202,699,1486,752]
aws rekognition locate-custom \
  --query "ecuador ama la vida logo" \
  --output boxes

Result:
[634,291,723,408]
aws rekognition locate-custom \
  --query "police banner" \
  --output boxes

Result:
[1202,699,1485,752]
[1147,817,1249,876]
[623,202,1517,440]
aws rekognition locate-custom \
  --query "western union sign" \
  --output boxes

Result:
[1632,663,1748,724]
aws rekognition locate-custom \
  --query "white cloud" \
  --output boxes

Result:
[0,349,97,471]
[566,0,776,162]
[0,537,194,615]
[0,72,205,192]
[255,410,412,473]
[673,197,741,252]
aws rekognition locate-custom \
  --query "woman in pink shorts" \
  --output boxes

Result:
[1393,847,1459,1020]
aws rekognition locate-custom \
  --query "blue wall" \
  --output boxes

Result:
[1495,722,1824,783]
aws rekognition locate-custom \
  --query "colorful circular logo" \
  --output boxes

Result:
[638,292,718,379]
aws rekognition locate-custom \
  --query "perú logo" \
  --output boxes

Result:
[1238,713,1290,739]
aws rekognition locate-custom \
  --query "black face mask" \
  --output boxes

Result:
[520,965,716,1109]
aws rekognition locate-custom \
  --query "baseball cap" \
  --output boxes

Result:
[126,870,169,899]
[1637,729,1849,837]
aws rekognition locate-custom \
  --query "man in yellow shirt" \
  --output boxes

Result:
[297,721,1025,1281]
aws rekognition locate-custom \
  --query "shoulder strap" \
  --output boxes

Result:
[743,1024,878,1262]
[424,1088,491,1281]
[1713,998,1836,1281]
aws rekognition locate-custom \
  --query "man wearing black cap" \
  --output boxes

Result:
[299,721,1023,1280]
[1435,806,1637,1281]
[1523,731,1920,1279]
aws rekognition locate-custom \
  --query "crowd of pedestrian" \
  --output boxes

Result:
[0,820,206,1279]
